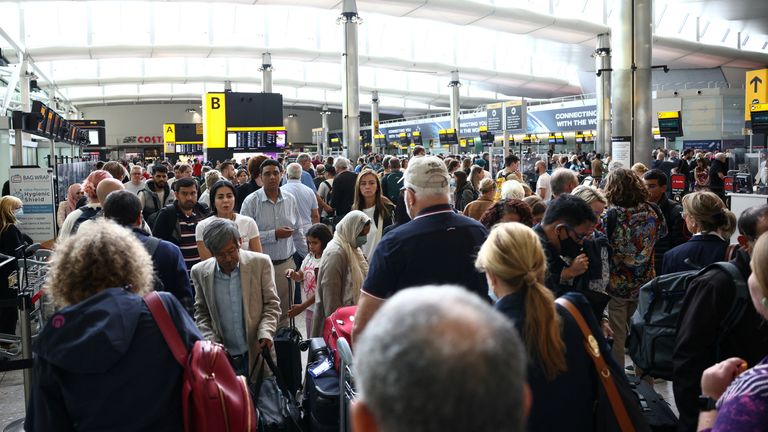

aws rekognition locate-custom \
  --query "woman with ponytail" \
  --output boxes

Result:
[476,222,624,432]
[661,191,738,275]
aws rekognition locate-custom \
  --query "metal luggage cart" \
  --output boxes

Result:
[337,337,356,432]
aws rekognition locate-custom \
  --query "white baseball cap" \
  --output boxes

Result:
[401,156,450,190]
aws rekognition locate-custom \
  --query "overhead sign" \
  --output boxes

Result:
[204,93,227,149]
[504,101,525,132]
[9,167,56,242]
[528,103,597,133]
[486,103,502,133]
[745,69,768,122]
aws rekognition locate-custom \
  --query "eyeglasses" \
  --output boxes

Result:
[559,224,593,242]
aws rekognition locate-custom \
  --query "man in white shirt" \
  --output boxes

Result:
[534,161,552,202]
[281,163,320,237]
[125,165,146,195]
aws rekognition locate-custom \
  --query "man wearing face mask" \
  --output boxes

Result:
[532,195,598,299]
[352,156,490,341]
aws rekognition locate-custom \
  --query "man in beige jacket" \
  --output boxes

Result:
[192,218,281,379]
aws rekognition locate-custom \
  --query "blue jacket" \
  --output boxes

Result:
[662,234,728,275]
[496,292,622,432]
[25,289,201,431]
[133,228,193,304]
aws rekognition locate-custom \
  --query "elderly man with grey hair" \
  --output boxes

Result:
[281,152,317,192]
[351,286,530,432]
[331,156,358,220]
[191,218,281,378]
[282,163,320,235]
[352,156,490,340]
[549,168,579,199]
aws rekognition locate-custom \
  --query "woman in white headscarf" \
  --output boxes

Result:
[311,210,371,337]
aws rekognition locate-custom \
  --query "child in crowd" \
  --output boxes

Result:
[286,223,333,335]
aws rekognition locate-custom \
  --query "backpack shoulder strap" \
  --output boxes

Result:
[143,291,188,366]
[144,236,162,257]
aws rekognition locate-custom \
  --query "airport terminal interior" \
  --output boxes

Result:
[2,0,768,431]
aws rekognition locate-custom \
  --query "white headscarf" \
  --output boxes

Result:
[332,210,371,303]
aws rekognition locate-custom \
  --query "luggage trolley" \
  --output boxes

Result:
[337,337,356,432]
[0,247,53,412]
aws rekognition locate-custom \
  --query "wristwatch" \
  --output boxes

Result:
[698,395,718,412]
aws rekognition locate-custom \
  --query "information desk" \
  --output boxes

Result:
[727,193,768,243]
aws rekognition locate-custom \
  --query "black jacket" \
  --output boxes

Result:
[25,289,201,431]
[672,250,768,432]
[152,201,209,245]
[653,197,685,275]
[235,179,258,213]
[330,170,357,220]
[662,234,728,275]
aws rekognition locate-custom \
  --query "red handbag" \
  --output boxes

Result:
[144,292,257,432]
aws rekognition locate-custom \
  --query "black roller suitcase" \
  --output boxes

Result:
[627,376,678,432]
[274,286,303,396]
[302,338,340,432]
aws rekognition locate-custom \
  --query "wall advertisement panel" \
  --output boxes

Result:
[9,167,56,242]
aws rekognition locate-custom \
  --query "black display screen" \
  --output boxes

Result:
[659,117,683,136]
[752,111,768,134]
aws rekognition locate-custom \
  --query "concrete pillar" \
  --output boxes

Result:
[260,53,273,93]
[449,70,461,130]
[611,0,653,165]
[340,0,361,163]
[595,33,612,156]
[633,0,653,164]
[13,60,31,165]
[371,91,380,135]
[321,104,331,156]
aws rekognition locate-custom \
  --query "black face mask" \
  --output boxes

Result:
[558,228,583,258]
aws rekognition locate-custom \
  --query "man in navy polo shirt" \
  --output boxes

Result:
[352,156,489,341]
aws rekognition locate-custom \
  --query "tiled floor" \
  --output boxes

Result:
[0,316,677,431]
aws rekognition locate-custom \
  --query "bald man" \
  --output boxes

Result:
[96,178,125,204]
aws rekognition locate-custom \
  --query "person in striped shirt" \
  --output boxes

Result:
[152,177,210,283]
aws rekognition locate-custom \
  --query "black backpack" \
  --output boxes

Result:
[627,262,748,380]
[70,206,102,235]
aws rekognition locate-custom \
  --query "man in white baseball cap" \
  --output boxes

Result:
[352,156,491,341]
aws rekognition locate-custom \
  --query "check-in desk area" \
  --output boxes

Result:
[728,192,768,243]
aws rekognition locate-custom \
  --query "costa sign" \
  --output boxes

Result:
[122,135,164,144]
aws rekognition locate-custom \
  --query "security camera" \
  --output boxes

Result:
[673,91,679,96]
[697,90,702,95]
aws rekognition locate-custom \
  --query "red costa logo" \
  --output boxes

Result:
[137,136,163,144]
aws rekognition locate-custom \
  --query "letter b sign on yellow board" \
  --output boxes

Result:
[204,93,226,149]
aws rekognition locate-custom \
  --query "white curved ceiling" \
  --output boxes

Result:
[0,0,767,115]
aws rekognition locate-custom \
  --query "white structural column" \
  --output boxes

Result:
[340,0,361,163]
[449,70,461,130]
[371,91,380,135]
[14,59,31,165]
[260,53,273,93]
[320,104,331,156]
[633,0,653,165]
[611,0,653,165]
[595,33,612,156]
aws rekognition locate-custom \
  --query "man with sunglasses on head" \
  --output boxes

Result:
[533,194,600,307]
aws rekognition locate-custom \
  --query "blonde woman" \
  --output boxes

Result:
[0,196,26,336]
[24,219,202,431]
[476,223,625,431]
[662,191,737,274]
[198,169,221,208]
[311,210,371,337]
[463,178,496,221]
